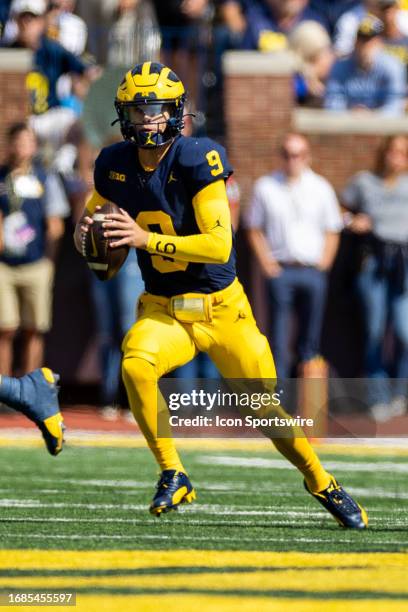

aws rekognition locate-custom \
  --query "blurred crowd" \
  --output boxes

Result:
[2,1,408,135]
[1,0,408,422]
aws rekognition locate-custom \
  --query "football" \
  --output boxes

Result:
[82,201,129,281]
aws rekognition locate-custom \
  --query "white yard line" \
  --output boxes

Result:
[1,533,406,546]
[0,498,406,512]
[197,455,408,473]
[0,517,321,526]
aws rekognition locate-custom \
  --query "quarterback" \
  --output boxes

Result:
[74,62,367,528]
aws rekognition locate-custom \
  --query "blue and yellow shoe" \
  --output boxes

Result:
[17,368,64,456]
[149,470,196,516]
[305,475,368,529]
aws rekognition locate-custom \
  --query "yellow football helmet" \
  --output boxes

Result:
[114,61,186,148]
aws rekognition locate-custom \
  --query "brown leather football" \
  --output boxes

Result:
[82,202,129,281]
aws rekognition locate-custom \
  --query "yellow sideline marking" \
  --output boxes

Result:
[68,596,408,612]
[0,550,407,569]
[1,431,408,455]
[0,552,407,612]
[0,595,405,612]
[0,567,407,593]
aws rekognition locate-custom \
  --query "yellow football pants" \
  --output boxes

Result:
[122,277,330,493]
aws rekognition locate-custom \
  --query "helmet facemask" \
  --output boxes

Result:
[114,95,186,148]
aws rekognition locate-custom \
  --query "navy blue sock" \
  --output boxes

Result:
[0,375,22,409]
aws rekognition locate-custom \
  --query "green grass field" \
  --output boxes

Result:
[0,442,407,611]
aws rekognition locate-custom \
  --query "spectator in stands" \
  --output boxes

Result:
[46,0,87,56]
[334,0,408,57]
[324,15,406,114]
[310,0,360,35]
[245,133,342,379]
[217,0,247,48]
[289,20,335,106]
[46,1,96,127]
[3,0,96,148]
[0,0,12,36]
[372,0,408,71]
[342,135,408,421]
[107,0,161,67]
[0,123,69,375]
[152,0,211,128]
[239,0,327,53]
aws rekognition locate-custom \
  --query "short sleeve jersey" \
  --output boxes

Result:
[94,135,235,297]
[9,36,86,114]
[342,170,408,243]
[240,1,327,52]
[0,163,56,265]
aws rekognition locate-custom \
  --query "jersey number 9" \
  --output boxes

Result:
[136,211,188,274]
[206,150,224,177]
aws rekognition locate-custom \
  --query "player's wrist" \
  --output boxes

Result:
[145,232,155,252]
[139,229,149,249]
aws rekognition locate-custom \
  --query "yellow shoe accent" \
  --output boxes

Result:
[171,486,188,506]
[183,489,197,504]
[359,504,369,527]
[42,413,64,455]
[41,367,55,384]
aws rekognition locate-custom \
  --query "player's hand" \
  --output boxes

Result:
[348,213,372,234]
[74,206,100,253]
[103,208,149,249]
[78,205,103,236]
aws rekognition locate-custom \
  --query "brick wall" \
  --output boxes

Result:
[304,133,383,192]
[0,50,31,162]
[293,109,408,193]
[223,52,296,205]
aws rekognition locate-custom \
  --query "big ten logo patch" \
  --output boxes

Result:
[109,171,127,182]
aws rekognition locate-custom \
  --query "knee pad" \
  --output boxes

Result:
[122,356,157,386]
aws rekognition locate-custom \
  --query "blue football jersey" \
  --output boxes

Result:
[94,135,236,297]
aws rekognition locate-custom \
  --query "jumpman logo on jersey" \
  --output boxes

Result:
[211,217,225,230]
[168,171,177,184]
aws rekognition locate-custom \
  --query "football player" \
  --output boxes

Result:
[0,368,64,455]
[74,61,367,528]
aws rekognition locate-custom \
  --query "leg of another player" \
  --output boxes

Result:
[0,368,64,455]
